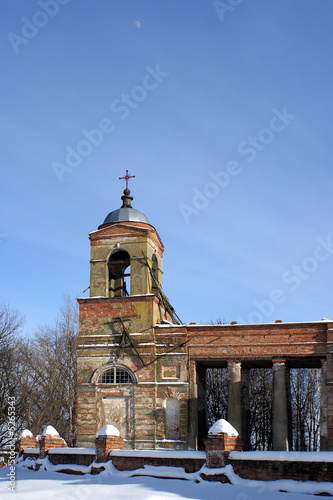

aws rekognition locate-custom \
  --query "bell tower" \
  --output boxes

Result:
[89,187,164,299]
[76,178,181,448]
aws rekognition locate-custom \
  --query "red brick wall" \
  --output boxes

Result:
[48,452,95,466]
[39,435,67,458]
[228,458,333,483]
[205,434,243,468]
[96,435,124,462]
[110,454,205,473]
[205,435,243,454]
[23,451,39,460]
[155,322,328,360]
[19,448,333,483]
[19,436,38,455]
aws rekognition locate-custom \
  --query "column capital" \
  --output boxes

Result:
[273,359,286,366]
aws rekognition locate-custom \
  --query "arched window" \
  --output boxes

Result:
[108,250,130,297]
[98,366,135,385]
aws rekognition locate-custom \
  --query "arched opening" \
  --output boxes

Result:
[96,365,136,442]
[108,250,131,297]
[151,253,159,293]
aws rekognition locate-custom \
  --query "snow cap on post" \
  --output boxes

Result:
[98,424,120,437]
[19,429,34,438]
[18,429,38,456]
[208,419,239,437]
[42,425,60,437]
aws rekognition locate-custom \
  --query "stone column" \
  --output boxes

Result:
[272,361,289,451]
[241,367,250,451]
[227,361,242,436]
[320,359,328,450]
[286,366,293,448]
[188,368,198,450]
[196,364,207,450]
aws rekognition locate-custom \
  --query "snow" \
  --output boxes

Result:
[98,424,120,436]
[48,448,96,455]
[156,352,185,356]
[230,450,333,462]
[41,425,59,437]
[109,450,206,459]
[19,429,34,438]
[0,458,332,499]
[78,293,155,299]
[208,418,239,436]
[155,319,333,328]
[155,331,185,335]
[79,343,119,347]
[77,295,106,299]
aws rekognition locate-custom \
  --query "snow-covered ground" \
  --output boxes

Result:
[0,458,333,499]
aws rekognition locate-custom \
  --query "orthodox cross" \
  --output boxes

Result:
[119,170,135,189]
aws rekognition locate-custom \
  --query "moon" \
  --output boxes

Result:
[134,21,141,29]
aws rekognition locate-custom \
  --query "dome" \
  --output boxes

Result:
[103,206,150,225]
[100,188,150,227]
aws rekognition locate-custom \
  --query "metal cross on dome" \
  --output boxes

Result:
[119,170,135,189]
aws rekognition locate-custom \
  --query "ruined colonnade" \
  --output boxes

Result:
[195,359,327,451]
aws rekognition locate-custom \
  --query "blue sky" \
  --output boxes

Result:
[1,0,333,333]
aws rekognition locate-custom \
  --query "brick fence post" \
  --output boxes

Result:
[95,425,124,463]
[39,425,67,458]
[18,429,38,456]
[205,419,242,468]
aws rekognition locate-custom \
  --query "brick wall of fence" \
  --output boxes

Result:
[230,458,333,482]
[48,450,96,467]
[31,448,333,482]
[18,428,333,483]
[109,451,206,473]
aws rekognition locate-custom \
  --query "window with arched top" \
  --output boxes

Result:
[108,250,131,297]
[98,366,135,385]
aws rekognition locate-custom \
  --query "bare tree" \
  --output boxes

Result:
[249,368,273,450]
[290,368,320,451]
[0,304,23,350]
[205,319,229,428]
[0,304,24,446]
[18,296,79,445]
[56,295,79,445]
[206,368,228,427]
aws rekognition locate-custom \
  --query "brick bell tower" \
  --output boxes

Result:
[76,178,180,448]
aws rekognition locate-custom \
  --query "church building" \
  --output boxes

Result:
[76,175,333,451]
